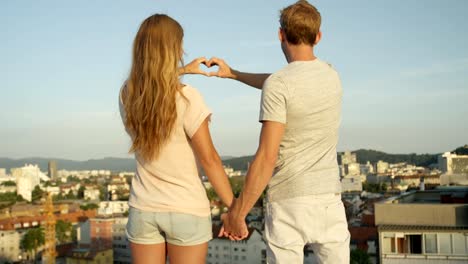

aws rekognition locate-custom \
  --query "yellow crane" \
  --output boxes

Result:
[42,192,57,264]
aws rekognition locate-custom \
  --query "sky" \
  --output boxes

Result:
[1,0,467,160]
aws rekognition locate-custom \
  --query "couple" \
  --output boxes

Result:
[120,1,350,263]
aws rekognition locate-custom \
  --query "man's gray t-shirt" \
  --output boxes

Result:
[260,59,342,202]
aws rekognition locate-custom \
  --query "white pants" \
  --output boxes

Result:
[265,193,350,264]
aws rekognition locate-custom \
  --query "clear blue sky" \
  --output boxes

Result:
[1,0,467,160]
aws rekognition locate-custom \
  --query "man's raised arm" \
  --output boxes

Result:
[208,57,270,89]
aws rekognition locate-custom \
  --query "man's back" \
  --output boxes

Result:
[260,59,342,201]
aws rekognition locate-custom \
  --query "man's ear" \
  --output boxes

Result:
[314,31,322,45]
[278,28,285,43]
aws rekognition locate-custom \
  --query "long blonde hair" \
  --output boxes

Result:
[122,14,184,161]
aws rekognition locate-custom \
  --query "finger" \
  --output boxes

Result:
[207,57,221,67]
[218,226,225,237]
[197,70,209,76]
[208,71,219,77]
[197,57,207,65]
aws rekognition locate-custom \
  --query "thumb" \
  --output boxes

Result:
[218,226,225,237]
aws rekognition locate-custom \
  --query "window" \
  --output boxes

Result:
[453,233,467,255]
[242,256,246,260]
[407,235,422,254]
[383,234,395,253]
[439,233,451,254]
[424,234,437,253]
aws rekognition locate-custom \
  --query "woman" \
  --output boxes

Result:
[119,14,237,264]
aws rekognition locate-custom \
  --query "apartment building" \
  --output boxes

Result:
[375,187,468,264]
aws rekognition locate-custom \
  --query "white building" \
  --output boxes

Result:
[375,187,468,264]
[98,201,129,216]
[345,163,361,176]
[224,166,243,177]
[339,151,357,165]
[118,172,135,178]
[0,168,7,178]
[207,228,266,264]
[12,164,49,201]
[107,182,130,193]
[45,186,60,196]
[360,161,375,175]
[113,217,131,264]
[0,185,17,194]
[376,161,390,175]
[342,175,363,193]
[439,152,468,186]
[0,230,22,263]
[84,188,100,201]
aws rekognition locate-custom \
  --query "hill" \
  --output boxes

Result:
[1,145,465,173]
[223,155,254,171]
[0,157,136,172]
[351,149,439,167]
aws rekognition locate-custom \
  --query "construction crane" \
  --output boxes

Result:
[42,192,57,264]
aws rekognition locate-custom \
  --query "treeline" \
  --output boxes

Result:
[223,146,468,171]
[351,149,439,167]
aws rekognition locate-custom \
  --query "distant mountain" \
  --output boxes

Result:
[223,156,254,171]
[350,149,439,167]
[1,145,465,173]
[0,157,136,172]
[453,145,468,155]
[221,156,236,160]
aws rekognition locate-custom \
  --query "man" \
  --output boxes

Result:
[207,1,350,263]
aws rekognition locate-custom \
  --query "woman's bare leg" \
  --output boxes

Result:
[167,243,208,264]
[130,242,166,264]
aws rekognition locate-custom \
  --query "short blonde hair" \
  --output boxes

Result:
[280,0,321,46]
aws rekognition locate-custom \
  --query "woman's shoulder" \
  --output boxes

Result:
[180,84,205,101]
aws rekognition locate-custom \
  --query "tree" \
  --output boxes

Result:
[56,220,73,244]
[20,227,45,263]
[206,187,218,202]
[229,177,244,197]
[1,180,16,186]
[80,203,99,211]
[67,176,80,183]
[77,186,85,199]
[31,185,44,202]
[350,249,371,264]
[99,185,107,201]
[16,194,25,202]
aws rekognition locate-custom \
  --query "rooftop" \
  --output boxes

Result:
[382,186,468,204]
[375,187,468,227]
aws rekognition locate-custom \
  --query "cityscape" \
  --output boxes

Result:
[0,146,467,264]
[2,1,468,264]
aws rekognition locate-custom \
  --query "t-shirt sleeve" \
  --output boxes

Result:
[184,87,212,138]
[259,75,288,124]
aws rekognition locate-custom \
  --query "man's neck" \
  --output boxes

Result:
[286,44,316,63]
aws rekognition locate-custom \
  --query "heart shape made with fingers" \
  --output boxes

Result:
[201,60,219,76]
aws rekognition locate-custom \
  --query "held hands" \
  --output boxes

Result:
[218,199,249,241]
[181,57,235,79]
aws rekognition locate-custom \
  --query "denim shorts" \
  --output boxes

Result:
[126,207,212,246]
